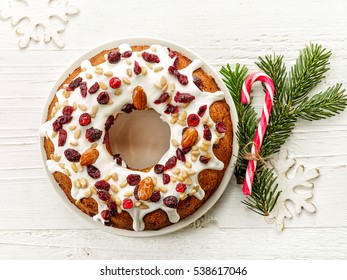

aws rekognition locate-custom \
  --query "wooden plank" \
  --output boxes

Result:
[0,227,346,259]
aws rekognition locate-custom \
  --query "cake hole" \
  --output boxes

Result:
[108,110,171,170]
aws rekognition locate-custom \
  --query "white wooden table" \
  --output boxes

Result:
[1,0,347,259]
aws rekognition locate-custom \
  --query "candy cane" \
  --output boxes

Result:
[241,72,275,195]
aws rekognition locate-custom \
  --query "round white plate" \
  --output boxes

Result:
[40,37,239,237]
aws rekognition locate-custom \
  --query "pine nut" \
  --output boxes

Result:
[160,76,167,86]
[74,129,81,140]
[123,191,133,197]
[115,89,122,95]
[78,104,87,111]
[86,73,93,79]
[100,81,108,90]
[141,66,147,75]
[171,139,179,147]
[145,62,153,70]
[104,71,113,77]
[71,163,77,173]
[104,174,112,181]
[126,68,133,77]
[111,172,118,181]
[120,180,128,188]
[122,77,131,85]
[154,66,163,72]
[110,185,119,193]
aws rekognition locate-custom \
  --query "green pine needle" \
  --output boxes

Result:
[220,43,347,216]
[241,169,281,216]
[294,84,347,121]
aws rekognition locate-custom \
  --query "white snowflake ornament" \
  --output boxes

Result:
[0,0,79,48]
[268,148,320,231]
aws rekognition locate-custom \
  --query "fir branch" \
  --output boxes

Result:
[220,43,347,217]
[256,53,287,102]
[294,84,347,121]
[287,43,331,105]
[220,63,249,111]
[241,168,281,216]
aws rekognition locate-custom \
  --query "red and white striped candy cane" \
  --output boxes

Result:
[241,72,275,195]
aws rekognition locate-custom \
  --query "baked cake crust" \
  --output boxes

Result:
[43,45,233,231]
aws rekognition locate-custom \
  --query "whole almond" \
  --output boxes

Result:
[80,148,99,166]
[181,127,198,149]
[132,85,147,110]
[137,176,154,201]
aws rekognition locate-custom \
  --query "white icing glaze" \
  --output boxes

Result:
[40,43,227,231]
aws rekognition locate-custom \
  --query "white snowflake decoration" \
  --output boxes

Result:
[268,148,320,231]
[0,0,79,48]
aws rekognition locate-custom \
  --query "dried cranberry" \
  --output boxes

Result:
[113,154,122,166]
[197,105,207,117]
[95,180,110,191]
[134,185,139,200]
[187,114,200,127]
[104,115,114,131]
[154,164,165,174]
[165,156,177,169]
[163,196,178,208]
[107,50,121,64]
[133,61,141,75]
[173,57,179,69]
[58,129,67,147]
[168,48,177,58]
[52,120,62,132]
[127,174,141,186]
[107,200,117,211]
[101,209,111,220]
[142,51,160,63]
[150,191,161,202]
[121,103,133,114]
[87,165,101,179]
[79,113,91,126]
[182,147,191,154]
[193,76,203,90]
[168,66,176,75]
[62,105,74,116]
[85,127,102,142]
[98,190,110,201]
[154,92,170,104]
[176,148,186,162]
[109,77,122,89]
[121,50,133,58]
[67,77,82,91]
[176,183,186,193]
[53,115,72,131]
[59,115,73,124]
[163,173,170,185]
[216,122,227,133]
[174,92,195,103]
[103,133,109,145]
[64,148,81,162]
[123,198,133,209]
[199,156,211,164]
[178,74,188,85]
[80,82,87,98]
[164,104,179,114]
[88,82,100,94]
[203,124,212,141]
[97,92,110,105]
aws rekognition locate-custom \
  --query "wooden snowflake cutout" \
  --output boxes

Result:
[268,148,320,230]
[0,0,79,48]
